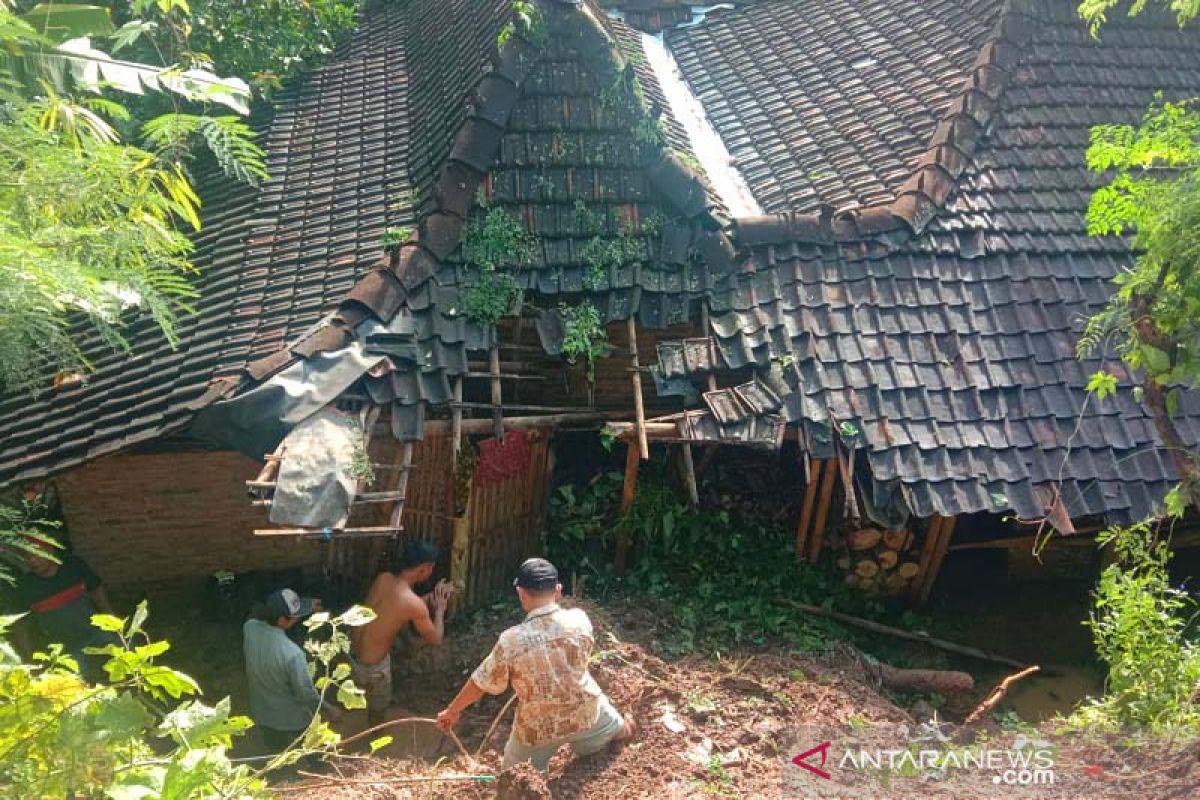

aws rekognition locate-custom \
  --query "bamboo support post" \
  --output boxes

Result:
[451,376,463,459]
[917,515,957,606]
[253,527,402,538]
[795,457,825,561]
[489,343,503,440]
[700,304,718,393]
[626,317,649,460]
[807,458,838,562]
[389,441,415,530]
[616,440,641,575]
[679,443,699,507]
[910,516,946,603]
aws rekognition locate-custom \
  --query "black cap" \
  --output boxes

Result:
[514,558,559,591]
[265,588,314,619]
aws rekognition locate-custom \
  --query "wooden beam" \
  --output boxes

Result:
[253,527,401,538]
[795,457,824,561]
[807,458,838,562]
[918,515,957,606]
[450,402,596,413]
[616,441,641,575]
[423,412,616,436]
[389,441,415,529]
[626,317,649,460]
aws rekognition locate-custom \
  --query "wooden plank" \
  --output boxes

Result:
[450,402,597,413]
[795,458,824,561]
[253,527,402,538]
[616,440,641,575]
[909,516,947,604]
[626,317,649,460]
[389,441,415,529]
[461,372,547,381]
[807,458,838,562]
[918,516,957,606]
[423,412,619,435]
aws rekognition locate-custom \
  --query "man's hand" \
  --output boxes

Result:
[436,706,460,732]
[433,580,454,611]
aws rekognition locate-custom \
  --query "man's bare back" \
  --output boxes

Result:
[352,573,451,665]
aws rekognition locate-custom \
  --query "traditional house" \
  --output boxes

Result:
[2,0,1198,607]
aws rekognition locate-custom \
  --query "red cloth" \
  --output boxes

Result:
[475,430,532,485]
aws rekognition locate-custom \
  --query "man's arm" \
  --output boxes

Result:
[410,582,452,646]
[436,679,486,731]
[287,648,322,717]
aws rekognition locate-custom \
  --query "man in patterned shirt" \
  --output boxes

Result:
[436,558,632,771]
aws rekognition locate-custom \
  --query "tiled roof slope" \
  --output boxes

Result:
[0,2,491,485]
[668,0,1005,215]
[706,0,1200,524]
[297,1,733,437]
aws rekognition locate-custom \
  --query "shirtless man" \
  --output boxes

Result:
[351,540,453,724]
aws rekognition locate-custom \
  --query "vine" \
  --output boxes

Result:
[498,0,548,48]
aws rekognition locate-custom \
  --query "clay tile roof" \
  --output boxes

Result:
[704,0,1200,524]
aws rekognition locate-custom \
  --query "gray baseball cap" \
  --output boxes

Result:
[265,588,314,619]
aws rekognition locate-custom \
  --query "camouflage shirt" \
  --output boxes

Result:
[471,603,603,746]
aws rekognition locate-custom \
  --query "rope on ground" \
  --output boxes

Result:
[336,716,475,766]
[475,694,517,757]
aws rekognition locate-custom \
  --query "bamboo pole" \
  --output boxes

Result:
[626,317,649,460]
[451,375,463,460]
[489,342,503,440]
[616,441,640,575]
[700,304,718,393]
[795,457,824,561]
[807,458,838,562]
[918,515,957,606]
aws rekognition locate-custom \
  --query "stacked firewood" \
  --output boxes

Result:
[830,527,921,596]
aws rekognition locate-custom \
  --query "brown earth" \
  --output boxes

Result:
[267,597,1200,800]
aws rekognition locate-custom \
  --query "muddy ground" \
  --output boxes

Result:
[235,596,1200,800]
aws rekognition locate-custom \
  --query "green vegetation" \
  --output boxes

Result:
[461,206,539,326]
[0,0,361,393]
[0,602,375,798]
[560,300,607,384]
[1067,523,1200,734]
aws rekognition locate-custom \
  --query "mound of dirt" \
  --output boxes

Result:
[495,762,551,800]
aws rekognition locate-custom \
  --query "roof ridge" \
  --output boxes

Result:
[240,0,731,380]
[731,0,1035,249]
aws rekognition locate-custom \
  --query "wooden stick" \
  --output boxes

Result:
[424,412,616,435]
[910,516,946,603]
[963,666,1041,726]
[781,600,1030,669]
[279,773,495,792]
[450,402,596,413]
[795,458,824,561]
[451,375,463,460]
[461,372,546,380]
[489,342,503,440]
[918,515,957,606]
[338,717,473,763]
[807,458,838,562]
[627,317,649,460]
[616,440,640,575]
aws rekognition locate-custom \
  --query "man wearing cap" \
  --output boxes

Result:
[436,558,633,771]
[243,588,322,752]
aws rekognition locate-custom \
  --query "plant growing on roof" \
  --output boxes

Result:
[379,225,410,249]
[498,0,547,48]
[461,206,539,326]
[578,215,645,290]
[561,300,607,386]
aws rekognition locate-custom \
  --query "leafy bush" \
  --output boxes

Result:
[0,602,373,798]
[1068,523,1200,735]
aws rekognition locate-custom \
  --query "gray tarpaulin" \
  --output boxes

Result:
[269,406,364,528]
[188,328,387,460]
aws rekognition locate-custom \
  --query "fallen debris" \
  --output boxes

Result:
[964,665,1042,727]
